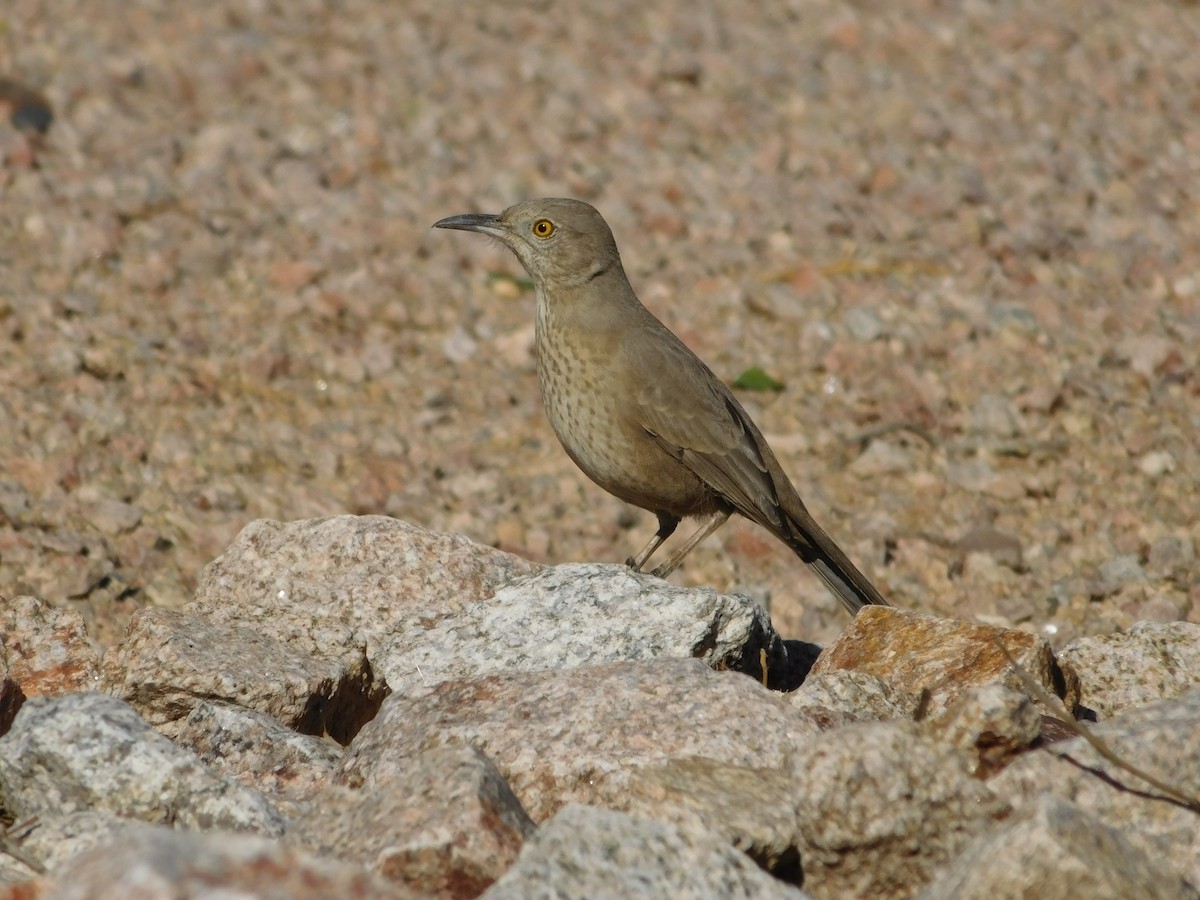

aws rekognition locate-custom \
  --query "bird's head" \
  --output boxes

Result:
[434,198,622,287]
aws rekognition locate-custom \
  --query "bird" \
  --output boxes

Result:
[433,198,889,616]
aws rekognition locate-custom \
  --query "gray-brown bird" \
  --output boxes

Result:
[434,198,889,615]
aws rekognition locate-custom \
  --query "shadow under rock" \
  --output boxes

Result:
[774,639,822,692]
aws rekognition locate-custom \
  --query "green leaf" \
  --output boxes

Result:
[486,271,536,296]
[733,366,785,392]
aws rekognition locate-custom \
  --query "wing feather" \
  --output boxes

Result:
[621,327,785,531]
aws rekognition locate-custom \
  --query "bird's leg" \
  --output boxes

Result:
[626,512,680,571]
[649,510,732,578]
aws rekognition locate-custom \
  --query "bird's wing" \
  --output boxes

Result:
[621,323,889,614]
[620,325,786,532]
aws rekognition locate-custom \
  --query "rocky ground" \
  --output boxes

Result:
[1,0,1197,646]
[2,519,1199,897]
[2,3,1200,897]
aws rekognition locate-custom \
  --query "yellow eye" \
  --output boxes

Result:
[532,219,555,238]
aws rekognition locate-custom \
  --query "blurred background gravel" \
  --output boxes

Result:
[1,0,1196,647]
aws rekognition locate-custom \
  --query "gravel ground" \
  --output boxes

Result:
[1,0,1196,648]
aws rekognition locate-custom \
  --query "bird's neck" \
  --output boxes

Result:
[535,264,644,330]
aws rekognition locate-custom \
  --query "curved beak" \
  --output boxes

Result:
[432,213,505,236]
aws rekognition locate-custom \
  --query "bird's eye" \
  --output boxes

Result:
[532,219,555,238]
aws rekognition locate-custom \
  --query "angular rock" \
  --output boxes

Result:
[40,826,415,900]
[292,746,534,897]
[0,811,42,884]
[101,608,378,744]
[186,516,541,716]
[613,758,803,881]
[922,795,1195,900]
[0,596,99,734]
[1058,621,1200,719]
[924,683,1042,777]
[190,516,542,663]
[338,658,831,821]
[0,693,285,836]
[11,811,147,875]
[790,721,1010,899]
[810,607,1062,716]
[376,563,787,692]
[789,670,920,721]
[988,687,1200,887]
[174,701,342,801]
[0,857,37,888]
[481,805,809,899]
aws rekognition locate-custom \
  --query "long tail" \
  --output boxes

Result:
[783,509,890,616]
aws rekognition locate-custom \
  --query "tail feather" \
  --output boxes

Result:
[784,512,889,616]
[807,553,889,616]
